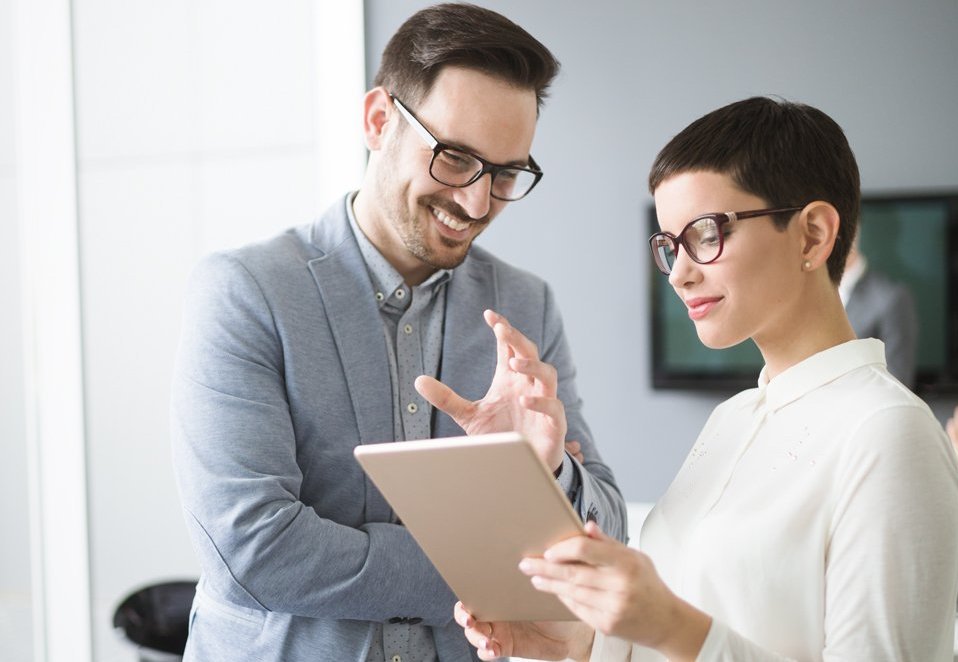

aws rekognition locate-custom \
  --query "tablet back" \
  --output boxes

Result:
[354,431,583,621]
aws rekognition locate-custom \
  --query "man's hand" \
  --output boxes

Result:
[415,309,568,472]
[947,406,958,456]
[565,440,585,464]
[453,601,594,662]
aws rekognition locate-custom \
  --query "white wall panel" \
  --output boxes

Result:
[72,0,332,657]
[0,0,15,174]
[74,0,198,162]
[0,172,33,662]
[79,160,200,597]
[196,150,317,253]
[196,0,314,153]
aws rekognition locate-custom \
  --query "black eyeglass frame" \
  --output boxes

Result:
[390,94,543,202]
[649,206,805,275]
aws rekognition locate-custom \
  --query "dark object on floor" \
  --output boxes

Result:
[113,580,196,661]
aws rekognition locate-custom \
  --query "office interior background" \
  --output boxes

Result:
[2,0,957,660]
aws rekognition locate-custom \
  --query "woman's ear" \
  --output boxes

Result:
[363,87,393,151]
[798,201,841,271]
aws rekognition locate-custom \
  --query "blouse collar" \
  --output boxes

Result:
[758,338,887,411]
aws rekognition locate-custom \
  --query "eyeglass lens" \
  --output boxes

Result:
[651,216,723,274]
[431,148,537,201]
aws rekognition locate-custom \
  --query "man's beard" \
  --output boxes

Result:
[374,138,490,271]
[396,194,489,271]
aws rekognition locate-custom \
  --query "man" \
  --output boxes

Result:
[839,241,918,388]
[171,4,626,661]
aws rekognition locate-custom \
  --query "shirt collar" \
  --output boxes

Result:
[758,338,887,411]
[345,192,452,302]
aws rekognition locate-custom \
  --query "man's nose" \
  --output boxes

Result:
[452,173,493,220]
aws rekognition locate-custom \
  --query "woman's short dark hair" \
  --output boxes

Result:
[373,3,560,112]
[648,97,860,283]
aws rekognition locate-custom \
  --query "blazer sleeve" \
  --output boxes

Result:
[539,283,628,544]
[170,253,457,624]
[875,283,918,389]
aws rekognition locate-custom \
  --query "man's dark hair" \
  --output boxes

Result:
[373,3,560,113]
[648,97,860,283]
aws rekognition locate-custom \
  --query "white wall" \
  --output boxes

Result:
[0,0,35,656]
[365,0,958,503]
[70,1,359,659]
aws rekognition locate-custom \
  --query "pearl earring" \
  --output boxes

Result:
[803,260,812,270]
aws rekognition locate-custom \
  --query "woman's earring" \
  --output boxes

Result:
[803,260,812,271]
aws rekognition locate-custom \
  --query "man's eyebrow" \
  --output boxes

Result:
[433,131,530,168]
[456,144,529,168]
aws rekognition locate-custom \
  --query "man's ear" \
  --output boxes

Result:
[363,87,393,151]
[798,201,841,270]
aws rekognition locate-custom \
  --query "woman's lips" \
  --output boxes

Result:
[685,296,723,320]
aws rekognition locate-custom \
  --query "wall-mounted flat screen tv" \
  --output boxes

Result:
[648,192,958,395]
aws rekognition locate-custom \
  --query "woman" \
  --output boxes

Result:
[453,97,958,661]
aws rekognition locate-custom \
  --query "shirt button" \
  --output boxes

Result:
[392,656,402,662]
[375,292,385,301]
[395,288,406,299]
[403,324,413,335]
[407,403,418,414]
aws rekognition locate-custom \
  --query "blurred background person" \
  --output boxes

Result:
[839,237,918,388]
[947,406,958,453]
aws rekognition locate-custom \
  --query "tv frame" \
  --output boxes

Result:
[648,191,958,395]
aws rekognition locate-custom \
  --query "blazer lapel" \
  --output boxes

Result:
[434,254,499,439]
[307,200,394,522]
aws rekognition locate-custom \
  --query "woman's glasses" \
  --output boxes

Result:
[649,207,804,275]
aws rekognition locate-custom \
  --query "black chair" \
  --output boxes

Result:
[113,580,197,662]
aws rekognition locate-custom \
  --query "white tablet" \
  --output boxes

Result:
[354,431,584,621]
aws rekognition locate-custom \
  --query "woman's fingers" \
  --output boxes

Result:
[584,520,613,541]
[543,526,620,565]
[520,556,607,592]
[530,573,608,607]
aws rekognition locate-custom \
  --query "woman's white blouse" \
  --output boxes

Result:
[592,339,958,661]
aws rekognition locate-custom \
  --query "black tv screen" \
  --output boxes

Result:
[648,192,958,394]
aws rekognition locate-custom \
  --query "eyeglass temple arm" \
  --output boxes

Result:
[390,95,438,149]
[730,206,805,222]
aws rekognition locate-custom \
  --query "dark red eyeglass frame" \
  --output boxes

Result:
[648,206,805,275]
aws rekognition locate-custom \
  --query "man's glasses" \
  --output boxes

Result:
[390,94,543,202]
[649,207,804,275]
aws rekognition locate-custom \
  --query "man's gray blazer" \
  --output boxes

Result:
[845,268,918,388]
[171,195,627,661]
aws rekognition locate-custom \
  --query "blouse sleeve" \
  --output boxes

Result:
[588,631,632,662]
[699,404,958,661]
[696,621,795,661]
[590,622,797,662]
[820,404,958,659]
